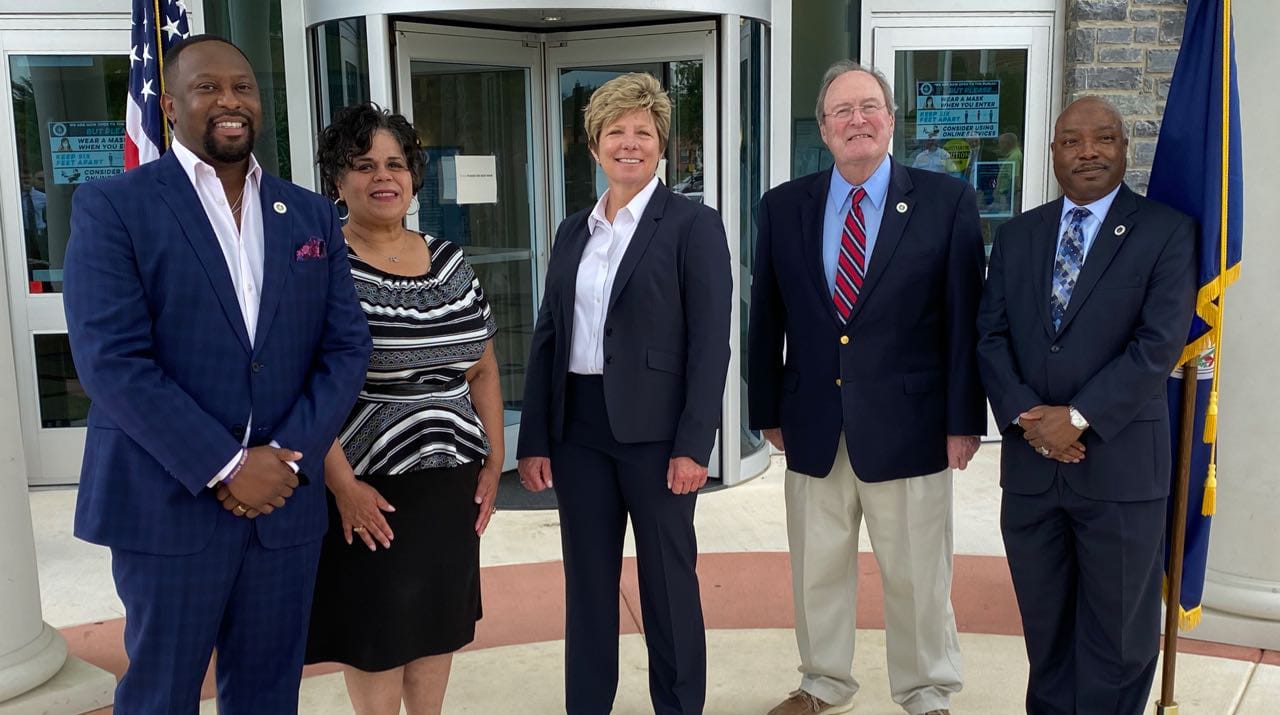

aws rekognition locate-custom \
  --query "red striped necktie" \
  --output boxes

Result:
[833,186,868,321]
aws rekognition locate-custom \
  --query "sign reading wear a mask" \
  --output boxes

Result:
[48,120,125,184]
[915,81,1000,140]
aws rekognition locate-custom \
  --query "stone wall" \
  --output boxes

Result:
[1065,0,1186,194]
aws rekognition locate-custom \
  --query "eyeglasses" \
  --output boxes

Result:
[823,103,887,122]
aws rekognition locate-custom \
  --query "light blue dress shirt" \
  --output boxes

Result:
[822,156,891,294]
[1057,183,1122,262]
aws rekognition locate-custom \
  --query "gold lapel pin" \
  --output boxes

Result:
[1114,225,1127,236]
[273,201,287,214]
[896,202,908,214]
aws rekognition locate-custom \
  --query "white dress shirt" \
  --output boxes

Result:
[169,140,278,486]
[568,174,660,375]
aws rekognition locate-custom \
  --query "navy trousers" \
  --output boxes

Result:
[552,374,706,715]
[110,512,322,714]
[1001,474,1165,715]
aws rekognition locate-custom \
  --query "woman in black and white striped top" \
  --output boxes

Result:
[340,237,496,475]
[304,103,502,713]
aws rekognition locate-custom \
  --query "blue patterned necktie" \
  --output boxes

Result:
[1050,207,1091,330]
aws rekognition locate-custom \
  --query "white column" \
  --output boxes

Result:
[1194,0,1280,650]
[0,190,111,715]
[0,296,66,701]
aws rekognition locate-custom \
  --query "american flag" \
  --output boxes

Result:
[124,0,190,169]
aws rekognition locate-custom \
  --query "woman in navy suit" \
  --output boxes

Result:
[516,73,732,715]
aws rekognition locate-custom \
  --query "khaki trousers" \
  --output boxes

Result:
[784,437,962,714]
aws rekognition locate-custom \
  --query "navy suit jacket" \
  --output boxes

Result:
[976,184,1196,502]
[517,183,732,466]
[64,152,372,555]
[747,160,987,480]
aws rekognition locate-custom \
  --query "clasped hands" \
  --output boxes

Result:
[214,445,302,519]
[1020,405,1086,463]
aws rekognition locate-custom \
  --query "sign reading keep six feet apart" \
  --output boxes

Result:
[915,80,1000,140]
[48,120,126,185]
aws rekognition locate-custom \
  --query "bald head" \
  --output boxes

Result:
[1051,96,1129,203]
[1055,96,1127,141]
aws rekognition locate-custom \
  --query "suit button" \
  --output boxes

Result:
[840,336,850,345]
[605,355,613,365]
[232,424,245,439]
[1050,345,1061,353]
[251,362,264,372]
[835,378,842,387]
[605,327,613,337]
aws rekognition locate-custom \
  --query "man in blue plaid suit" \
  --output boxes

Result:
[63,36,370,712]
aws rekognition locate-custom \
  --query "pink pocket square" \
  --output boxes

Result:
[295,236,326,261]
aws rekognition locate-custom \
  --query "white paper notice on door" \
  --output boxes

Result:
[453,155,498,204]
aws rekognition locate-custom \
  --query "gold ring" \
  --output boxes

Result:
[352,526,366,533]
[234,504,248,516]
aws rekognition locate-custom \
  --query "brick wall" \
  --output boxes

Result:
[1065,0,1186,194]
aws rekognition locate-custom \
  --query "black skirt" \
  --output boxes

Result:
[304,462,483,672]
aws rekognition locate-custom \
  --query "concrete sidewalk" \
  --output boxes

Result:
[28,447,1280,713]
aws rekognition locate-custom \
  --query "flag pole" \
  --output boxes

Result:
[1156,364,1198,714]
[152,0,171,149]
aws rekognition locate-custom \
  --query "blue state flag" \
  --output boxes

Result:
[1147,0,1243,631]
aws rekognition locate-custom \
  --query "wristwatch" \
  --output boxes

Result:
[1068,406,1089,430]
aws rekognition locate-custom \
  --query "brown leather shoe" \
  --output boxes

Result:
[766,690,855,715]
[920,710,951,715]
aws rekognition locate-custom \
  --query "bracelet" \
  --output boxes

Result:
[224,448,249,483]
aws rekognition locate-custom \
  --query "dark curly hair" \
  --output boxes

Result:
[316,103,425,199]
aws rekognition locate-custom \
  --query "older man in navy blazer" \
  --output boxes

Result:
[63,36,369,712]
[748,60,986,715]
[977,96,1195,714]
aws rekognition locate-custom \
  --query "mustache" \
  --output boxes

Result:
[1074,162,1107,173]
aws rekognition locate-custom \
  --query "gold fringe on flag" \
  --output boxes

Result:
[1181,605,1203,631]
[1162,577,1206,632]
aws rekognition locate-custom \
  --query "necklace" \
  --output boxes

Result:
[228,189,245,216]
[349,227,413,263]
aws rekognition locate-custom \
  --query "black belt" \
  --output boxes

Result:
[364,376,466,399]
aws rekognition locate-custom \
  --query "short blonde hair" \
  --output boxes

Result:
[583,72,672,152]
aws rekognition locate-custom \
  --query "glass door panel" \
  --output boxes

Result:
[396,29,544,473]
[546,28,717,228]
[893,48,1029,247]
[1,29,130,484]
[872,24,1053,257]
[557,60,704,217]
[738,18,770,482]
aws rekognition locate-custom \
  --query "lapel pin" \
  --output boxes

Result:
[1114,225,1127,237]
[273,201,287,214]
[896,202,908,214]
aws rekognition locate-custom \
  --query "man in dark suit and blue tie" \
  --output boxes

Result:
[63,36,370,712]
[748,61,986,715]
[977,96,1196,714]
